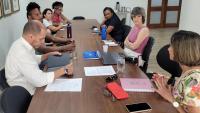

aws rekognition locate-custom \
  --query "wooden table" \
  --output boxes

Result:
[27,19,178,113]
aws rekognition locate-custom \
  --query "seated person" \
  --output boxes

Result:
[52,1,71,25]
[5,20,73,95]
[153,30,200,113]
[101,7,124,45]
[42,8,63,33]
[124,7,149,55]
[26,2,75,53]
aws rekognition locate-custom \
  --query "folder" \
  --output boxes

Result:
[106,82,128,100]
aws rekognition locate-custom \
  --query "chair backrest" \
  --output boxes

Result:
[122,25,131,42]
[121,18,126,25]
[140,36,155,72]
[1,86,32,113]
[0,68,9,90]
[72,16,85,20]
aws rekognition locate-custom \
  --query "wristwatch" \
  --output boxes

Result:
[64,67,68,75]
[172,101,179,108]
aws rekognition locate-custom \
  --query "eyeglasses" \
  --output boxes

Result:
[105,74,118,83]
[103,88,117,102]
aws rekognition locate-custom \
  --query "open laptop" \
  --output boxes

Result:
[96,41,121,65]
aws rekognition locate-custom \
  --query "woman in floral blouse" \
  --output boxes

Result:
[153,30,200,113]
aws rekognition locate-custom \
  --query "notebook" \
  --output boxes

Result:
[120,78,155,92]
[106,82,129,100]
[83,51,100,59]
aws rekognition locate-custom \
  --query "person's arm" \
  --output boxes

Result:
[18,57,73,87]
[46,33,71,44]
[61,14,71,24]
[37,42,75,53]
[153,74,187,113]
[127,27,149,50]
[106,26,114,34]
[47,24,63,32]
[54,63,73,79]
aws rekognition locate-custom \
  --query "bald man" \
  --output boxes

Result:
[5,20,73,95]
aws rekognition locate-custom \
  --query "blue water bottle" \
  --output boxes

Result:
[101,25,107,40]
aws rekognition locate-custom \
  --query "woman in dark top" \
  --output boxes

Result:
[101,7,124,45]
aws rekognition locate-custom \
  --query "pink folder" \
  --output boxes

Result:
[120,78,155,92]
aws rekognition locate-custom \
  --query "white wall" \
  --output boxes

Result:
[179,0,200,34]
[32,0,148,24]
[0,0,30,69]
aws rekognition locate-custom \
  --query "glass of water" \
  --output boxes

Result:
[117,56,125,73]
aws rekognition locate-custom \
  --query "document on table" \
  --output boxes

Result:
[84,66,116,76]
[45,78,82,92]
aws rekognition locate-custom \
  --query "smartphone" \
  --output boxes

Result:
[125,103,152,113]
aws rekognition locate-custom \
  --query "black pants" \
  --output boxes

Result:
[156,44,182,84]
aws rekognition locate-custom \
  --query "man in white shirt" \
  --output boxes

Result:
[5,20,73,95]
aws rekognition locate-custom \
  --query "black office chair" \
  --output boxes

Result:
[0,68,9,90]
[72,16,85,20]
[0,86,32,113]
[139,36,155,73]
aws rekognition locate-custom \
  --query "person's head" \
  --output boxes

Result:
[168,30,200,67]
[103,7,115,20]
[131,7,146,25]
[52,1,63,15]
[26,2,42,21]
[22,20,47,49]
[42,8,53,20]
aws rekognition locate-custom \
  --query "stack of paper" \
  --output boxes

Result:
[45,78,82,92]
[84,66,116,76]
[120,78,154,92]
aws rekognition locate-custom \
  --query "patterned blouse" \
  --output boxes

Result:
[173,69,200,107]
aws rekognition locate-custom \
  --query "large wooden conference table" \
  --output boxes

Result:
[27,19,178,113]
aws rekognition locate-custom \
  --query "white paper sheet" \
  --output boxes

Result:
[45,78,82,92]
[84,66,116,76]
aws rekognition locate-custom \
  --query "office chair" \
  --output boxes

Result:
[0,68,9,90]
[73,16,85,20]
[139,36,155,73]
[0,86,32,113]
[121,18,126,25]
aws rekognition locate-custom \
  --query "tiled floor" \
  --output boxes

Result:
[147,28,178,77]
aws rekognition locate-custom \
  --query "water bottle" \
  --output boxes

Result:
[101,26,107,40]
[67,24,72,38]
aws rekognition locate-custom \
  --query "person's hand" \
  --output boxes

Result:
[153,74,174,103]
[60,43,75,51]
[65,63,73,76]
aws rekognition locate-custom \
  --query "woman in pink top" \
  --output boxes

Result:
[51,1,71,25]
[124,7,149,54]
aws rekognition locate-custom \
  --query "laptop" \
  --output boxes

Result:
[96,41,121,65]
